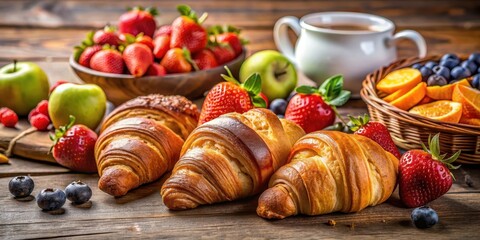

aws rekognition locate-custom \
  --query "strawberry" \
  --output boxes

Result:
[349,114,402,159]
[136,35,154,50]
[210,44,236,65]
[217,32,243,56]
[146,63,167,76]
[123,43,153,77]
[170,5,208,54]
[285,75,351,133]
[93,25,120,46]
[208,25,246,56]
[50,116,98,173]
[199,68,266,125]
[193,49,218,70]
[153,35,171,59]
[399,133,460,208]
[160,48,194,73]
[155,25,172,37]
[90,48,125,74]
[77,45,102,68]
[118,6,157,37]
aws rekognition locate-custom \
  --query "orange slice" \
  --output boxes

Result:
[383,87,411,103]
[459,116,480,126]
[426,79,471,100]
[376,68,422,94]
[390,82,426,110]
[409,100,463,123]
[452,84,480,119]
[418,95,433,105]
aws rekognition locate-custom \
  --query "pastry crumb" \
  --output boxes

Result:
[326,219,336,226]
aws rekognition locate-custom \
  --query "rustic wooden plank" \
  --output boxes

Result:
[0,171,478,239]
[0,0,479,29]
[0,158,70,178]
[0,27,479,60]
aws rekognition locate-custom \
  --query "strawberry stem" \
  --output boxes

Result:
[421,133,461,173]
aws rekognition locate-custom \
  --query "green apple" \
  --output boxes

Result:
[0,61,49,115]
[49,83,107,130]
[239,50,297,100]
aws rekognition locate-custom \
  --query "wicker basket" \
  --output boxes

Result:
[360,56,480,164]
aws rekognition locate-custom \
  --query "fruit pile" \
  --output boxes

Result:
[376,53,480,126]
[74,5,246,77]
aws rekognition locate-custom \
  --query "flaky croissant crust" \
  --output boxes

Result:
[257,131,398,219]
[161,108,305,210]
[95,94,199,197]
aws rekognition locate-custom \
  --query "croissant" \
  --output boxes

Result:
[257,131,399,219]
[95,95,199,197]
[161,108,305,210]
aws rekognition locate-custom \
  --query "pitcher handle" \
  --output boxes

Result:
[392,30,427,58]
[274,16,301,63]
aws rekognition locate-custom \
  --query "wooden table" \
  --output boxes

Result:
[1,1,479,239]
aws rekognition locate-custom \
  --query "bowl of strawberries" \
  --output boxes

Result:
[70,5,247,106]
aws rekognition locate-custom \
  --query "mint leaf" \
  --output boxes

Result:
[295,85,318,94]
[242,73,262,95]
[251,95,267,108]
[319,75,343,101]
[327,90,351,106]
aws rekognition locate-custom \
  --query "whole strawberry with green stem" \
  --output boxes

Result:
[208,25,247,56]
[199,67,266,125]
[285,75,351,133]
[89,45,125,74]
[50,115,98,173]
[349,114,402,159]
[170,4,208,54]
[160,47,197,73]
[399,133,460,208]
[118,6,157,37]
[123,42,153,77]
[93,25,120,46]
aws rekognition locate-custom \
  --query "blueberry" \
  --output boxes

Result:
[8,176,34,198]
[411,63,422,70]
[411,206,439,229]
[472,74,480,89]
[427,75,448,86]
[269,99,288,115]
[424,61,437,69]
[419,66,433,82]
[37,188,66,211]
[432,65,450,80]
[277,114,285,119]
[439,58,460,70]
[451,66,471,80]
[65,181,92,204]
[460,60,477,74]
[440,53,459,62]
[468,52,480,65]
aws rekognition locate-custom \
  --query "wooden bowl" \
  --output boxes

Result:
[69,50,246,106]
[361,55,480,164]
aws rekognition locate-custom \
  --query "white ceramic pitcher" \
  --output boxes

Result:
[274,12,427,95]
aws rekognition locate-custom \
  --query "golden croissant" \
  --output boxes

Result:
[95,95,199,197]
[257,131,399,219]
[161,108,305,210]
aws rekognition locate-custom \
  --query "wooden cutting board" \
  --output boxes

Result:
[0,120,54,163]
